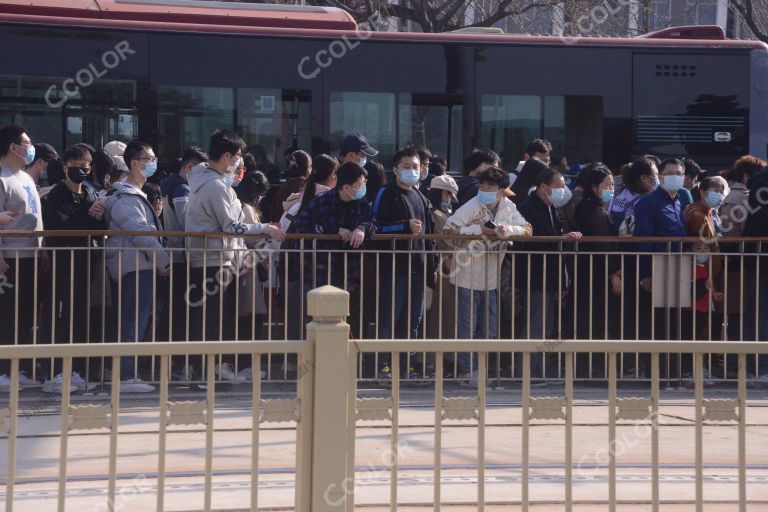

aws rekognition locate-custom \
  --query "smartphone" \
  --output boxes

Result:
[484,220,497,230]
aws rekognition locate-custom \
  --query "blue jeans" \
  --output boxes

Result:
[378,271,425,340]
[457,287,497,375]
[117,270,155,379]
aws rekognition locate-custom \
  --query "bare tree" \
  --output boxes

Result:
[730,0,768,42]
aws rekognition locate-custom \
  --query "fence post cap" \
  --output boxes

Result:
[307,285,349,320]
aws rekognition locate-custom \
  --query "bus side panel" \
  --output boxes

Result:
[750,49,768,161]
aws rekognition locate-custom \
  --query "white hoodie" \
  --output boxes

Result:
[185,163,270,268]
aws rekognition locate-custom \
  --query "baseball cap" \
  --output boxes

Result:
[104,140,126,157]
[340,133,378,157]
[112,155,129,172]
[429,174,459,202]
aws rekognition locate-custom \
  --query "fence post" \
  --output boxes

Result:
[306,285,352,512]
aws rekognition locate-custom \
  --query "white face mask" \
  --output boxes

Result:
[226,155,242,174]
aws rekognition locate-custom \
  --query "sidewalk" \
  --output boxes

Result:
[1,385,767,511]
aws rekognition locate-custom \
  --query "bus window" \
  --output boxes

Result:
[158,86,234,162]
[330,92,396,168]
[399,93,464,172]
[237,88,312,182]
[481,94,603,167]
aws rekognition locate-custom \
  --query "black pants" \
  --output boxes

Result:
[0,257,38,375]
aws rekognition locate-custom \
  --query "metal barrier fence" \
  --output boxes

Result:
[1,231,767,388]
[1,285,766,511]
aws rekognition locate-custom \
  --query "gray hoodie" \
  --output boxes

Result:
[0,164,43,258]
[185,163,269,268]
[104,181,169,280]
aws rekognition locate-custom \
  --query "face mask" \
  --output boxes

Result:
[696,254,710,264]
[477,190,498,205]
[352,184,366,201]
[232,178,241,187]
[358,156,367,169]
[661,175,684,193]
[223,174,234,187]
[398,169,420,186]
[705,191,724,209]
[226,156,242,174]
[141,161,157,178]
[441,201,453,213]
[601,189,615,204]
[549,187,566,203]
[67,166,89,184]
[40,170,48,182]
[104,174,111,187]
[649,175,660,190]
[17,144,35,166]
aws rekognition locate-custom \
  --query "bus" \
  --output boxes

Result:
[1,0,766,176]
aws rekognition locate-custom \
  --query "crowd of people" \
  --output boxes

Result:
[1,123,767,392]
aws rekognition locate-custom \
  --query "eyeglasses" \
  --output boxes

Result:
[136,156,158,163]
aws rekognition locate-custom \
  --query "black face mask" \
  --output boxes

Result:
[67,166,89,184]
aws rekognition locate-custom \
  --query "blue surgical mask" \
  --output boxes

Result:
[705,191,724,209]
[223,174,234,187]
[549,188,565,203]
[18,144,35,166]
[441,201,453,213]
[358,156,367,169]
[651,175,660,190]
[141,161,157,178]
[661,175,684,193]
[352,184,366,201]
[398,169,420,186]
[696,254,710,264]
[601,189,615,204]
[477,190,498,205]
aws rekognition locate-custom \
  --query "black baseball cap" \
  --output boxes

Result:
[340,133,378,157]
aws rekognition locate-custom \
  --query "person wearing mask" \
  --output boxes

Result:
[632,158,687,378]
[186,129,285,379]
[269,149,312,223]
[424,174,459,341]
[372,147,437,380]
[87,150,116,197]
[289,162,375,337]
[609,157,659,233]
[510,139,553,204]
[444,166,532,386]
[104,140,169,393]
[414,145,432,193]
[339,132,378,169]
[456,149,500,209]
[24,143,58,187]
[0,125,45,391]
[561,165,590,233]
[518,169,582,379]
[721,155,766,238]
[574,164,619,348]
[681,157,702,206]
[510,139,552,187]
[279,156,337,340]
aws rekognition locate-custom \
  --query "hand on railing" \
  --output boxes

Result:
[611,271,622,296]
[409,219,423,234]
[563,231,583,240]
[88,202,105,220]
[267,224,285,242]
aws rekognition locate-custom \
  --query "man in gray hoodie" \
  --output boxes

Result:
[104,140,169,393]
[185,129,284,357]
[0,125,43,389]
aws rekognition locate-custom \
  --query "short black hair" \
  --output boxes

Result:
[62,144,92,164]
[243,152,258,174]
[536,168,563,188]
[181,145,208,168]
[476,165,509,189]
[699,176,723,192]
[682,157,702,178]
[526,139,552,157]
[46,158,66,186]
[0,125,27,157]
[142,182,162,204]
[428,156,447,176]
[208,129,245,161]
[644,154,662,167]
[659,158,684,173]
[335,162,367,190]
[32,143,58,165]
[75,143,95,156]
[91,149,116,184]
[463,149,499,176]
[124,140,153,170]
[414,146,432,166]
[392,146,420,168]
[236,170,271,205]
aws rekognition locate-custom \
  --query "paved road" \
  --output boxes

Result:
[1,384,767,511]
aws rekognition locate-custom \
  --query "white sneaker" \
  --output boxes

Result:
[217,363,246,382]
[120,378,155,393]
[18,371,38,386]
[70,372,98,391]
[0,374,19,392]
[42,374,78,394]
